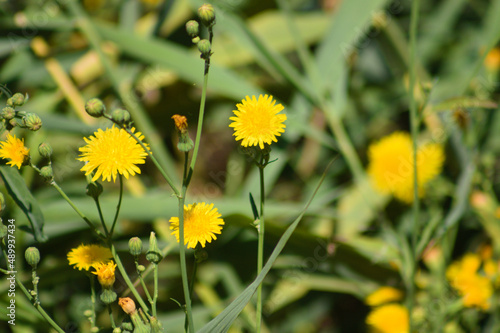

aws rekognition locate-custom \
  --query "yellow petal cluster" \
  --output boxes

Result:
[67,244,113,271]
[169,202,224,249]
[0,134,30,169]
[229,95,286,149]
[367,132,444,203]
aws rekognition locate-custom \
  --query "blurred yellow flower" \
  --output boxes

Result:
[446,253,493,310]
[485,47,500,71]
[78,126,149,182]
[367,132,444,203]
[366,286,404,306]
[0,134,29,169]
[92,261,117,288]
[229,94,286,149]
[67,244,113,271]
[366,303,409,333]
[169,202,224,249]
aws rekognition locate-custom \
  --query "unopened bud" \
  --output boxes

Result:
[25,247,41,268]
[38,142,53,158]
[128,237,143,256]
[198,3,215,27]
[137,264,146,273]
[86,182,103,200]
[1,107,16,120]
[23,113,42,131]
[186,20,199,38]
[85,98,106,118]
[39,166,53,181]
[112,109,131,126]
[146,232,163,264]
[7,93,27,107]
[197,39,211,59]
[113,328,122,333]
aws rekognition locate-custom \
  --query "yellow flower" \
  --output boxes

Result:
[0,134,30,169]
[92,261,117,288]
[67,244,113,271]
[366,287,404,306]
[78,126,149,182]
[485,47,500,71]
[446,253,493,310]
[229,95,286,149]
[367,132,444,203]
[366,304,409,333]
[169,202,224,249]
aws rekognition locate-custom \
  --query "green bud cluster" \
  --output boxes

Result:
[23,113,42,131]
[198,3,216,27]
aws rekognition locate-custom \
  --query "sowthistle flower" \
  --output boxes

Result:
[92,261,117,288]
[0,133,30,169]
[366,303,409,333]
[367,132,444,203]
[229,95,286,149]
[169,202,224,249]
[78,126,149,182]
[67,244,113,271]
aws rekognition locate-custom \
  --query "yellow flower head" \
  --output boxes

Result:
[0,134,30,169]
[67,244,113,271]
[229,95,286,149]
[366,286,404,306]
[172,114,188,132]
[92,261,117,288]
[169,202,224,249]
[446,253,493,310]
[78,126,149,182]
[367,132,444,203]
[366,304,409,333]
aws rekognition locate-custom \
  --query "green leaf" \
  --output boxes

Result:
[0,166,47,242]
[198,159,335,333]
[431,97,498,112]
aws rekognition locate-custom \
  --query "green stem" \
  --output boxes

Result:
[109,174,123,236]
[137,262,154,308]
[186,68,209,185]
[178,193,195,333]
[50,181,105,239]
[185,259,198,330]
[152,263,159,317]
[108,305,116,329]
[109,243,150,315]
[408,0,421,330]
[256,161,266,333]
[89,275,97,329]
[94,198,109,236]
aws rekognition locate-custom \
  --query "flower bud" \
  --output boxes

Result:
[7,93,27,107]
[1,107,16,120]
[25,247,40,269]
[23,113,42,131]
[192,36,200,44]
[85,98,106,118]
[137,264,146,273]
[112,109,131,126]
[186,20,199,38]
[128,237,143,256]
[198,3,215,27]
[178,132,194,152]
[100,288,117,304]
[8,118,17,130]
[39,166,54,181]
[118,297,137,315]
[38,142,53,158]
[113,328,122,333]
[86,182,103,200]
[146,232,163,264]
[197,39,211,59]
